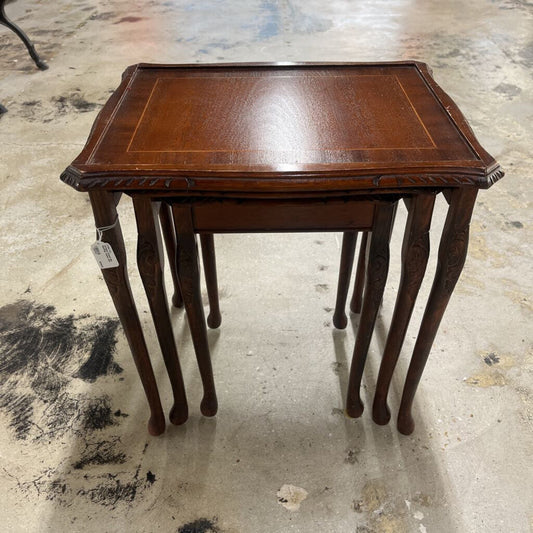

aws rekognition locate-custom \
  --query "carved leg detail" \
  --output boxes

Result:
[89,191,165,436]
[172,205,218,417]
[134,197,188,426]
[159,203,183,308]
[0,2,48,70]
[372,194,435,425]
[333,232,358,329]
[200,233,222,329]
[350,232,368,314]
[397,188,477,435]
[346,203,396,418]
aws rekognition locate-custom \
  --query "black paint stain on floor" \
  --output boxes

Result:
[82,396,117,430]
[72,438,126,470]
[52,91,99,113]
[484,352,500,366]
[15,90,101,122]
[178,517,220,533]
[78,477,140,507]
[19,442,157,509]
[74,456,157,509]
[76,319,122,382]
[0,299,122,441]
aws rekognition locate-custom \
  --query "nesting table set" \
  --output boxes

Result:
[61,62,502,436]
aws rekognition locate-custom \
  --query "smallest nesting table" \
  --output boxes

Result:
[61,62,502,436]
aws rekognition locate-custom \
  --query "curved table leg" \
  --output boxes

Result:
[159,205,221,329]
[172,204,218,416]
[333,231,358,329]
[350,232,368,314]
[0,0,48,70]
[346,202,396,418]
[372,193,435,425]
[89,190,165,436]
[134,197,189,426]
[200,233,222,329]
[159,203,183,308]
[397,188,477,435]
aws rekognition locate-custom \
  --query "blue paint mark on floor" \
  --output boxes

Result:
[258,0,281,39]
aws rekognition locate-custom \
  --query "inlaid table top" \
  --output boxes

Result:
[60,61,503,436]
[61,61,502,194]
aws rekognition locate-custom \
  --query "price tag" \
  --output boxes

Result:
[91,241,119,269]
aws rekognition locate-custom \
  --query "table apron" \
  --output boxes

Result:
[167,198,380,233]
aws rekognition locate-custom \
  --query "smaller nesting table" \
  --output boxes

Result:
[61,62,502,436]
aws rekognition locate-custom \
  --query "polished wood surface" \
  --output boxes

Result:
[62,62,502,436]
[133,197,188,426]
[171,204,218,417]
[333,232,358,329]
[62,62,501,194]
[159,203,184,308]
[345,202,396,418]
[397,188,478,434]
[88,190,166,436]
[372,193,435,426]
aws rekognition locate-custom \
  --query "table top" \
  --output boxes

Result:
[61,62,502,194]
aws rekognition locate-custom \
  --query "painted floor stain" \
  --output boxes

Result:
[16,90,101,122]
[466,351,515,388]
[0,300,122,440]
[72,438,126,470]
[178,517,220,533]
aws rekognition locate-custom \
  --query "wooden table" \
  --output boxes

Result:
[61,62,502,436]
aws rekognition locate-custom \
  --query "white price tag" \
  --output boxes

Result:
[91,241,119,269]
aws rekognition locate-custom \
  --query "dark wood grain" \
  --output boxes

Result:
[172,204,218,417]
[345,202,396,418]
[61,62,501,194]
[133,196,188,425]
[159,203,183,308]
[63,63,502,435]
[333,232,358,329]
[189,197,375,232]
[372,193,435,425]
[199,233,222,329]
[89,190,165,436]
[397,188,477,434]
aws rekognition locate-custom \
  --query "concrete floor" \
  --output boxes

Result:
[0,0,531,531]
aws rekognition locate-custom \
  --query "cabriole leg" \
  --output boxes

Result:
[200,233,222,329]
[89,190,165,436]
[333,232,358,329]
[372,193,435,425]
[172,205,218,417]
[397,188,477,435]
[159,203,184,308]
[134,197,188,426]
[346,202,396,418]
